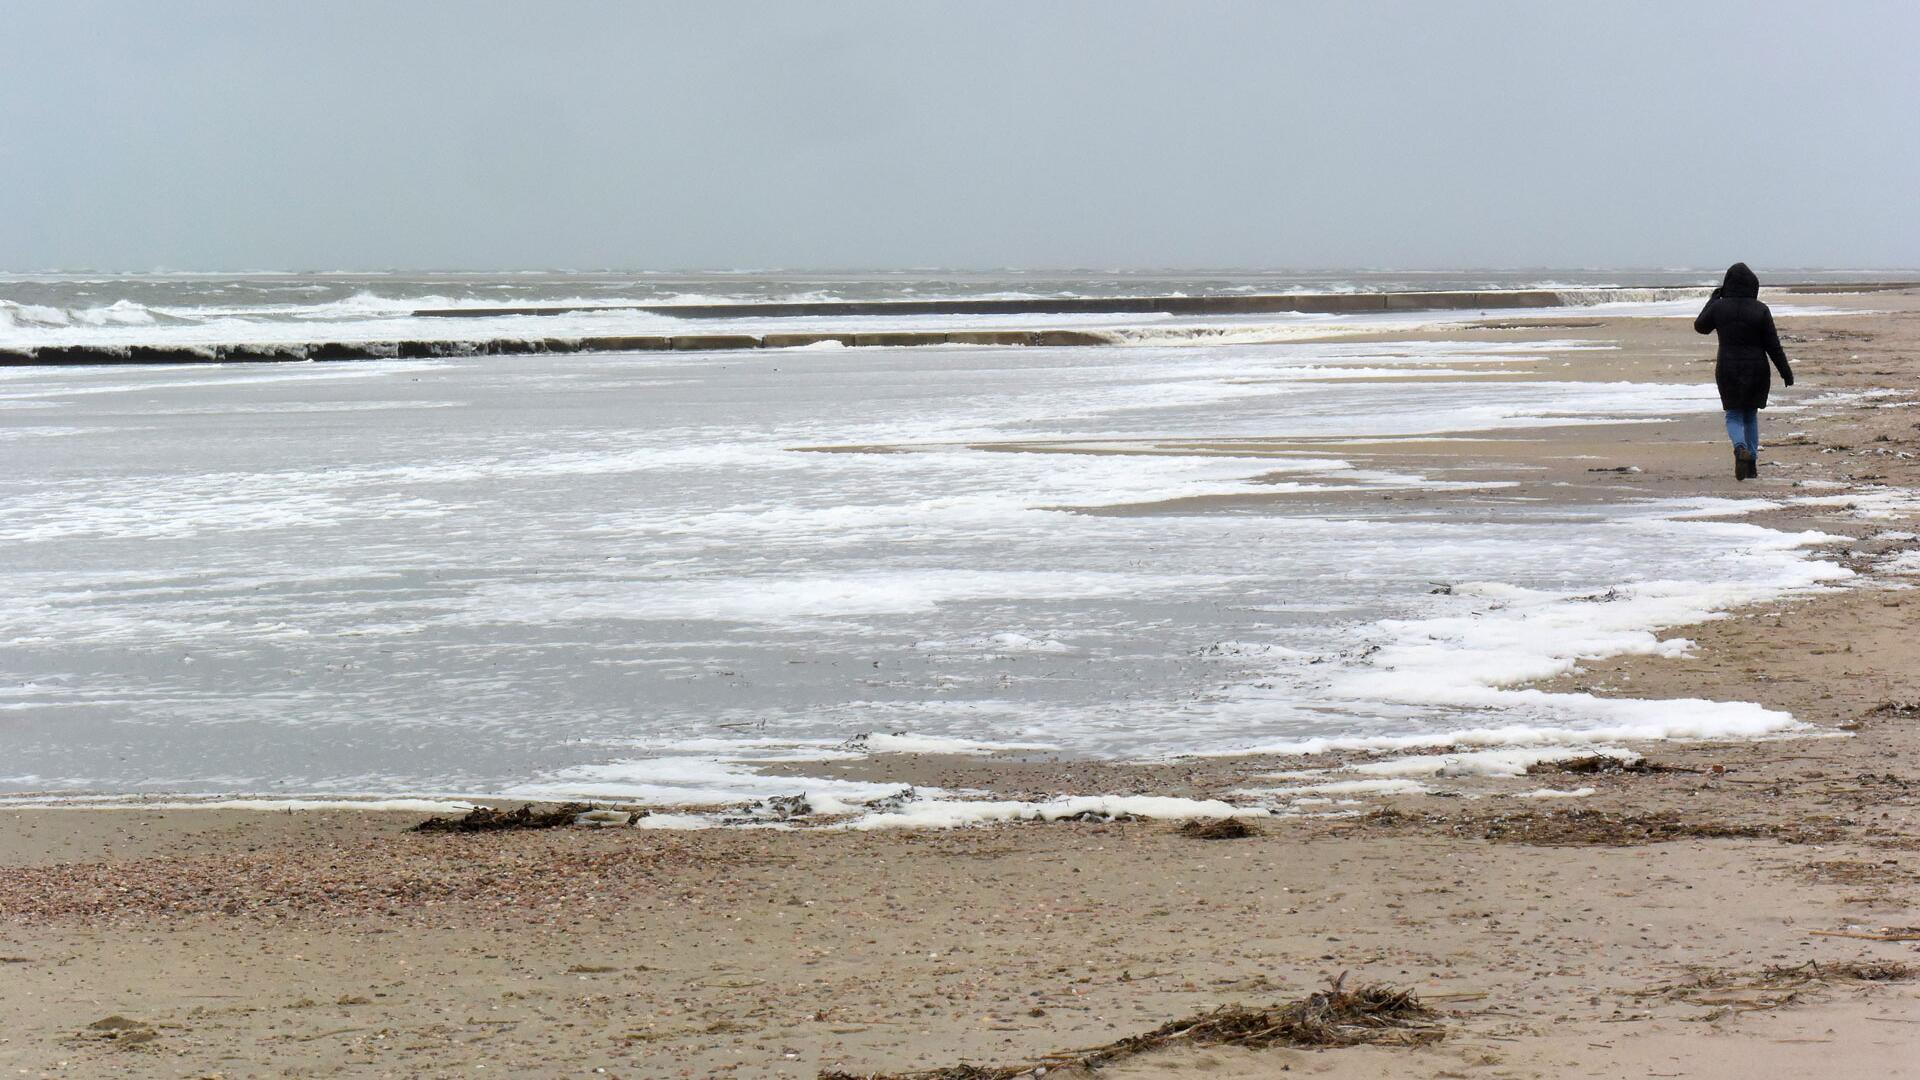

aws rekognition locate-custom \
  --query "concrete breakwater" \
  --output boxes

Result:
[5,283,1908,368]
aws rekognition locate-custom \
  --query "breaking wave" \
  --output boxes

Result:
[0,299,187,330]
[1550,287,1705,307]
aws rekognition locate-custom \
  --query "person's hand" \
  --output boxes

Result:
[1784,373,1795,387]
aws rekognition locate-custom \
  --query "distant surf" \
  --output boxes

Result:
[6,270,1909,366]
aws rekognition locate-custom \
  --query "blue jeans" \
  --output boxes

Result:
[1724,408,1760,454]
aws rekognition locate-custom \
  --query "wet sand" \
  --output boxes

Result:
[4,291,1919,1078]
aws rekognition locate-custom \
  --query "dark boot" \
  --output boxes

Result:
[1734,446,1755,480]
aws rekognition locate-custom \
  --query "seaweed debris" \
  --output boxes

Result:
[1477,809,1835,847]
[1352,807,1838,847]
[1802,859,1913,887]
[1179,818,1259,840]
[1809,926,1920,942]
[83,1015,159,1049]
[1635,959,1914,1012]
[411,803,602,833]
[819,977,1438,1080]
[1526,755,1698,777]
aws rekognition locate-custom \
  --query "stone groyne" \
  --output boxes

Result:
[0,330,1127,366]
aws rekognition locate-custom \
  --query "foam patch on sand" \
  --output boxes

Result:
[501,757,915,806]
[843,731,1058,755]
[633,813,728,830]
[1235,716,1797,760]
[1214,522,1852,756]
[1881,551,1920,575]
[1788,489,1920,521]
[840,794,1267,831]
[1266,777,1430,796]
[449,791,1274,832]
[1235,748,1638,801]
[1343,554,1844,703]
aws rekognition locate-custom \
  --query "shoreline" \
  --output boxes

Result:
[5,293,1919,1076]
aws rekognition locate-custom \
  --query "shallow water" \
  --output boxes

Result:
[0,309,1853,802]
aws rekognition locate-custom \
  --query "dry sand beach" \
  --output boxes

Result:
[5,292,1920,1078]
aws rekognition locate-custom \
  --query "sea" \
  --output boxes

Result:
[0,270,1904,813]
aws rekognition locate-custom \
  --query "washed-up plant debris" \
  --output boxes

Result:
[1475,809,1837,847]
[1526,755,1698,776]
[1353,807,1840,847]
[819,976,1439,1080]
[411,802,610,832]
[1178,817,1259,840]
[1636,959,1914,1012]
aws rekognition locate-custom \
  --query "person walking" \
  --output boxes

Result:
[1694,262,1794,480]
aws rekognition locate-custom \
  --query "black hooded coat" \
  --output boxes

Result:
[1694,262,1793,410]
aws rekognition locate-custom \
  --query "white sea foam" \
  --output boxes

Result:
[842,795,1266,831]
[501,757,919,806]
[912,633,1074,655]
[1205,521,1850,756]
[1265,778,1430,796]
[1788,490,1920,521]
[633,813,726,830]
[1881,551,1920,574]
[453,568,1236,629]
[849,732,1056,755]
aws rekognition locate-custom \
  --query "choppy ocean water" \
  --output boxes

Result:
[0,272,1879,805]
[4,268,1911,352]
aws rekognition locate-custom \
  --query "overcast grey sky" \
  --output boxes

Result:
[3,1,1915,271]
